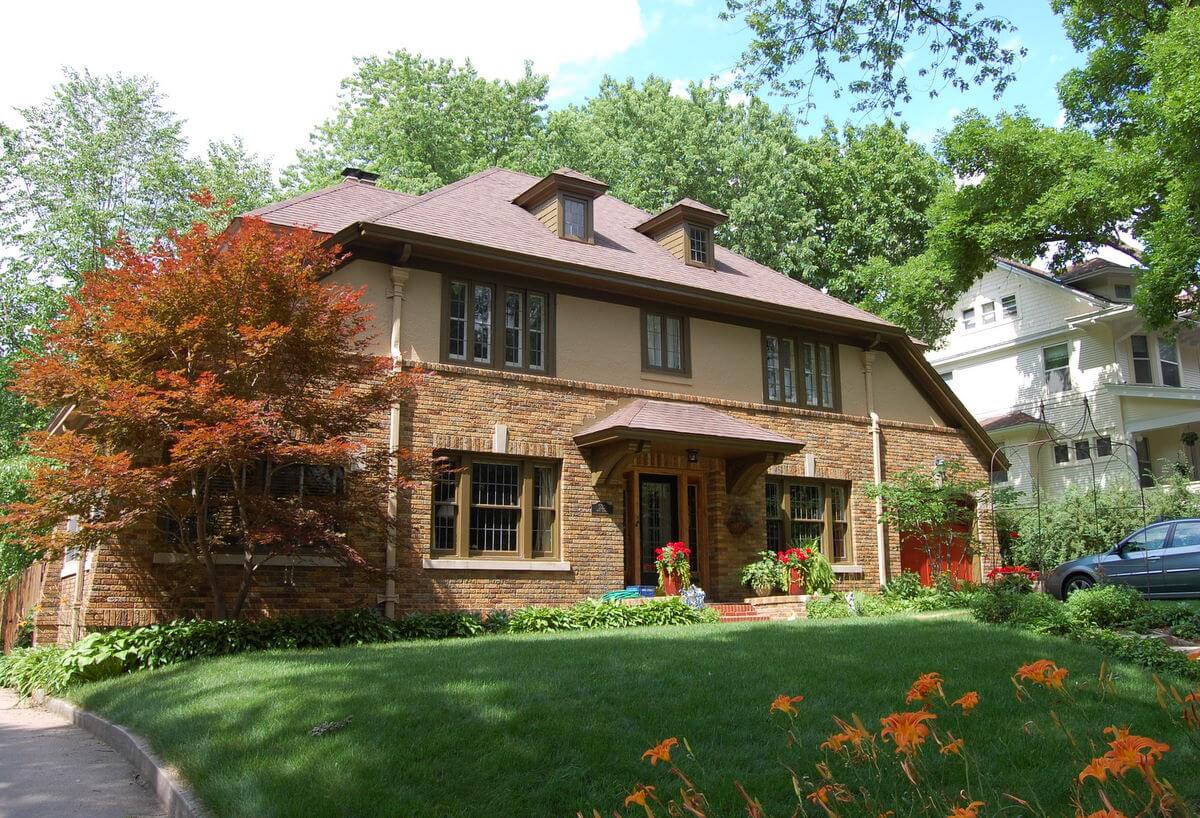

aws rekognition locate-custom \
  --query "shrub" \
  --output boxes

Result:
[1072,625,1200,682]
[881,571,925,600]
[0,645,72,697]
[1004,473,1200,572]
[1012,591,1072,634]
[1064,584,1150,629]
[970,586,1023,625]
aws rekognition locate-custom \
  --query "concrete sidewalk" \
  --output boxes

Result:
[0,688,165,818]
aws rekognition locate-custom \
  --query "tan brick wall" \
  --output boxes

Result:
[35,360,998,635]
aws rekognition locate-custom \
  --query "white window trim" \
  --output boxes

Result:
[1127,332,1184,387]
[423,558,572,572]
[60,551,96,578]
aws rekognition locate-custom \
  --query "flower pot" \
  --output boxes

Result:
[661,574,680,596]
[753,585,773,597]
[788,568,805,596]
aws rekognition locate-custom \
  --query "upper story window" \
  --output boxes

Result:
[1074,439,1091,461]
[686,224,712,267]
[1096,436,1113,457]
[1043,343,1071,393]
[1131,334,1181,387]
[1053,443,1070,464]
[642,310,689,375]
[1001,294,1018,317]
[981,301,996,324]
[1114,283,1133,300]
[961,308,975,330]
[562,195,590,241]
[445,277,552,374]
[1159,338,1181,387]
[763,333,836,410]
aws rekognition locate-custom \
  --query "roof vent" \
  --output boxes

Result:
[341,167,380,186]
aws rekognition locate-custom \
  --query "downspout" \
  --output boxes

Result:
[383,262,411,619]
[863,347,888,587]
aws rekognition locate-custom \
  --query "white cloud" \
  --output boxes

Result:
[0,0,647,169]
[1055,109,1068,128]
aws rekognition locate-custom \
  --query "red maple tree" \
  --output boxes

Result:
[5,198,421,618]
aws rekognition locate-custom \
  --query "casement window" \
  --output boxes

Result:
[1053,444,1070,465]
[562,195,589,241]
[961,308,975,329]
[1074,439,1091,461]
[1114,283,1133,300]
[764,479,852,563]
[642,310,690,375]
[1131,335,1153,384]
[1096,436,1113,457]
[1043,343,1071,393]
[1159,338,1181,387]
[981,301,996,324]
[1001,294,1018,318]
[444,278,552,374]
[763,334,837,409]
[430,454,560,559]
[990,467,1009,485]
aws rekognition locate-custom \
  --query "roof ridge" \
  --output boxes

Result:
[365,167,509,223]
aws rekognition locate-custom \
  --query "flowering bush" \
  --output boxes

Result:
[654,542,691,588]
[602,660,1197,816]
[776,542,836,595]
[985,564,1039,591]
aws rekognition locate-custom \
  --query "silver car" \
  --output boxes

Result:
[1042,519,1200,600]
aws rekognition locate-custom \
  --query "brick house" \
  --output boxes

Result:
[34,167,1000,642]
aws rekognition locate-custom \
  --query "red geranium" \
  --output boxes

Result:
[654,542,692,586]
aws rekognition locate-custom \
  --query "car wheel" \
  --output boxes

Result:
[1062,574,1094,600]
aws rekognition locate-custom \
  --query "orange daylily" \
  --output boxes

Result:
[940,737,965,756]
[946,801,984,818]
[879,710,937,755]
[641,737,678,766]
[1079,726,1169,783]
[807,782,852,806]
[905,672,944,704]
[624,784,656,817]
[1014,659,1069,691]
[770,694,805,716]
[1082,811,1127,818]
[820,715,872,753]
[952,691,980,714]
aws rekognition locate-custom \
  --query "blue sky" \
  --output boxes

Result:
[2,1,1085,168]
[554,0,1085,144]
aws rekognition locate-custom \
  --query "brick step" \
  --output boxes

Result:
[709,603,756,614]
[717,614,771,623]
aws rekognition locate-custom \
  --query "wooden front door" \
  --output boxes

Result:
[627,470,707,590]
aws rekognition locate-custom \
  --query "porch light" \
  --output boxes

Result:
[687,448,699,463]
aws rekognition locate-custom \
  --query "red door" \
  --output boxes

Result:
[900,522,975,585]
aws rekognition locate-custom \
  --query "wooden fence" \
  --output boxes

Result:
[1,562,46,652]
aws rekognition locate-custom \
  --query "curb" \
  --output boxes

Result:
[47,697,210,818]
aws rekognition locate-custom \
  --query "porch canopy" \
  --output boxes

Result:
[573,399,804,493]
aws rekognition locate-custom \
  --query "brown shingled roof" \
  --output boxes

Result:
[245,178,417,235]
[574,399,803,450]
[979,410,1040,432]
[368,168,893,328]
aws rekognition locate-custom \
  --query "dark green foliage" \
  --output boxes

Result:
[0,645,71,698]
[1063,584,1150,629]
[970,587,1024,625]
[1004,474,1200,572]
[809,575,979,619]
[10,599,719,696]
[1072,625,1200,682]
[1011,592,1073,634]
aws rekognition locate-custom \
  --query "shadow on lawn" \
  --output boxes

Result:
[76,617,1200,818]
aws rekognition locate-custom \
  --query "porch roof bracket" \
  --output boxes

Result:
[589,439,650,486]
[726,452,785,497]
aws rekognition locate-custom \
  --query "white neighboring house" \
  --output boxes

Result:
[926,258,1200,500]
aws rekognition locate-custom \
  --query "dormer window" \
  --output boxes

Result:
[514,168,607,244]
[687,224,711,266]
[563,195,589,241]
[635,199,727,270]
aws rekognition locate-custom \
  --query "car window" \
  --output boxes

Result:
[1123,524,1171,553]
[1170,521,1200,549]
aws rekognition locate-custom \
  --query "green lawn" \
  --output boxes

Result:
[73,615,1199,817]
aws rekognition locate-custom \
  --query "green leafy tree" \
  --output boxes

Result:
[283,52,549,194]
[723,0,1026,114]
[718,0,1200,334]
